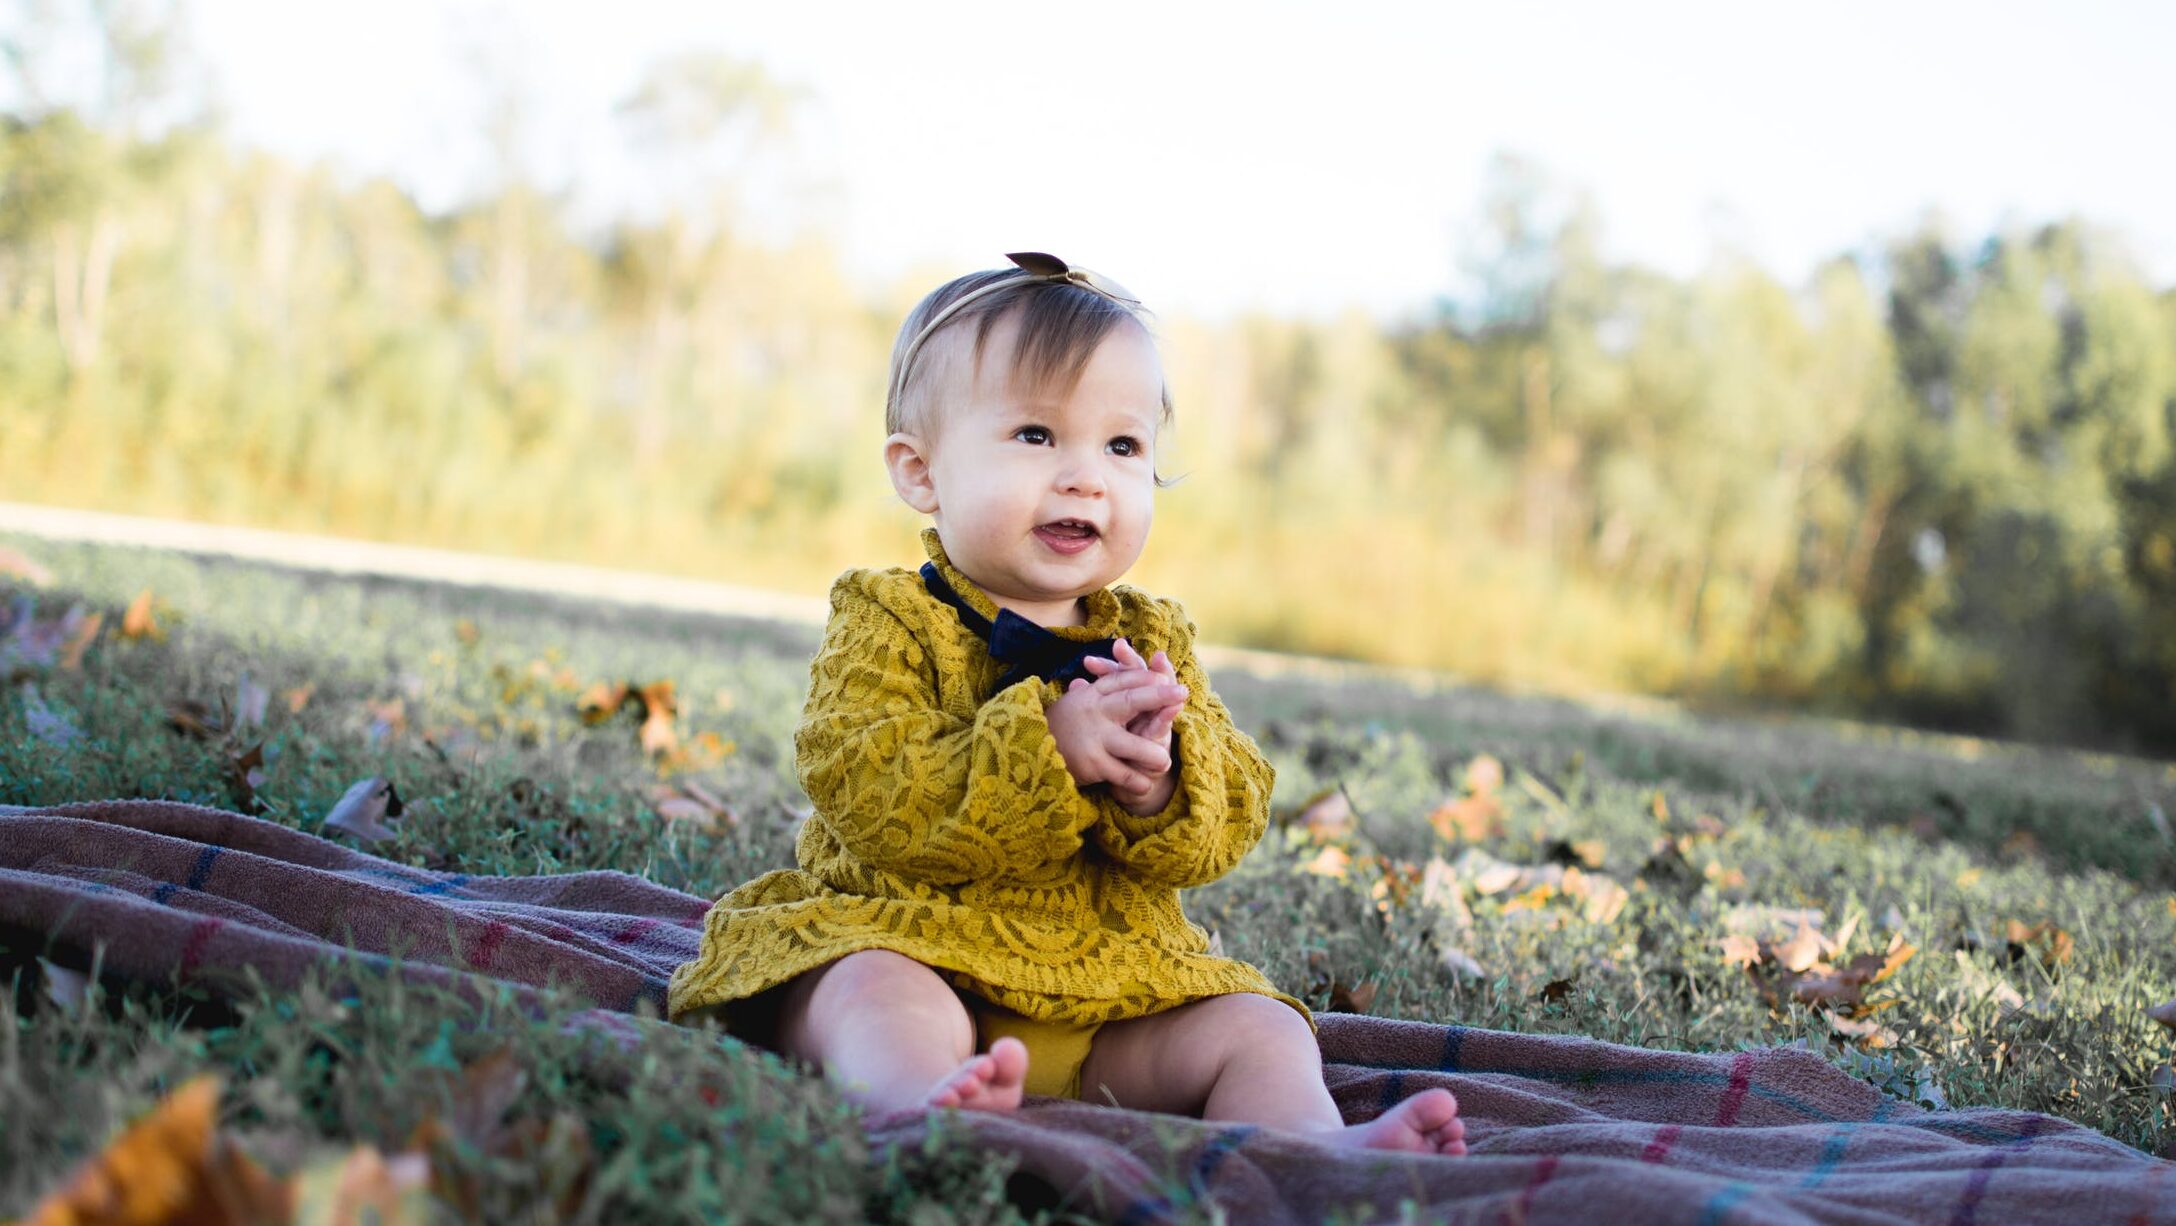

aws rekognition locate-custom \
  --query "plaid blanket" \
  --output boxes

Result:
[6,799,2171,1224]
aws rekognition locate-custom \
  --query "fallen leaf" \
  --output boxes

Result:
[227,743,267,815]
[234,675,270,732]
[1296,788,1355,842]
[647,780,737,829]
[1774,921,1827,973]
[453,619,481,647]
[636,681,678,757]
[575,681,629,725]
[1450,847,1526,896]
[1298,845,1351,880]
[0,545,54,586]
[660,730,734,774]
[1427,793,1501,843]
[1327,980,1378,1014]
[1722,905,1827,941]
[1439,946,1486,979]
[38,958,90,1014]
[1823,1009,1900,1050]
[2147,1000,2176,1034]
[1718,934,1762,968]
[167,698,222,740]
[119,590,162,641]
[2152,1065,2175,1098]
[284,684,315,715]
[325,777,403,845]
[1538,973,1578,1003]
[1418,857,1473,929]
[22,1075,291,1226]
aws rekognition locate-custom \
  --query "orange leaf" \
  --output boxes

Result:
[24,1076,289,1226]
[58,610,103,671]
[1463,754,1504,796]
[1428,794,1501,843]
[1294,788,1355,842]
[1328,979,1378,1014]
[575,681,629,725]
[1718,933,1761,968]
[636,680,678,757]
[120,590,161,641]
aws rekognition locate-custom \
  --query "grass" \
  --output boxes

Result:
[3,532,2174,1222]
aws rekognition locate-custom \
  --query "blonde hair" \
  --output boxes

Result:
[884,267,1175,439]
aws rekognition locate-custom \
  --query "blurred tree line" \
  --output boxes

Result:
[3,7,2172,753]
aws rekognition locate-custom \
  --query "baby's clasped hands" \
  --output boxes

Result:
[1047,637,1186,813]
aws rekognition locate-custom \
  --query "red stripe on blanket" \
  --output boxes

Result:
[1713,1052,1755,1127]
[178,917,225,976]
[1640,1123,1683,1164]
[1511,1154,1559,1222]
[613,917,661,944]
[467,921,511,970]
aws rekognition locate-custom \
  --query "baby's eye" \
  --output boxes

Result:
[1108,436,1144,458]
[1014,425,1052,446]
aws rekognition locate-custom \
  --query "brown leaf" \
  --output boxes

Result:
[1538,973,1578,1003]
[1328,980,1378,1014]
[119,590,162,641]
[2149,1000,2176,1034]
[23,1075,291,1226]
[167,698,222,740]
[575,681,629,725]
[1296,788,1355,842]
[283,684,315,715]
[325,777,403,845]
[227,743,267,815]
[1774,921,1827,974]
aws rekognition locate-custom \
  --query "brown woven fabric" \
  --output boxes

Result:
[6,800,2171,1224]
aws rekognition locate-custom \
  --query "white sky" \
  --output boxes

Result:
[182,0,2175,321]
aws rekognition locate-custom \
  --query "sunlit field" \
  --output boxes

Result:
[5,534,2172,1221]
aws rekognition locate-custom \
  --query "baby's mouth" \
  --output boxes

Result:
[1034,520,1100,554]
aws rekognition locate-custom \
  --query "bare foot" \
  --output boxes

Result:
[925,1036,1029,1112]
[1323,1088,1467,1155]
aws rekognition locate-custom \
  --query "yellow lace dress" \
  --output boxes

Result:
[667,529,1301,1028]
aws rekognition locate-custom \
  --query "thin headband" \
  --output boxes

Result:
[888,252,1143,418]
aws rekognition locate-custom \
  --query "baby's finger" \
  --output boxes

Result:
[1105,682,1186,718]
[1091,668,1168,695]
[1081,654,1121,676]
[1148,650,1175,677]
[1113,638,1147,669]
[1106,733,1172,776]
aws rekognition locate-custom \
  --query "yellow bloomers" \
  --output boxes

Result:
[667,529,1301,1029]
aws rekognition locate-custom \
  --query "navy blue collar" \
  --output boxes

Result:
[920,563,1116,691]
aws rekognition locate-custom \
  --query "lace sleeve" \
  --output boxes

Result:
[795,581,1096,885]
[1089,610,1274,889]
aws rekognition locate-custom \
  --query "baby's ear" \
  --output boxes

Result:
[883,432,939,514]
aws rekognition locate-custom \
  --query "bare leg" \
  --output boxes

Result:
[1077,994,1466,1155]
[773,949,1028,1115]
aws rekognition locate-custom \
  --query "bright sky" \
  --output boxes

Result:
[185,0,2174,320]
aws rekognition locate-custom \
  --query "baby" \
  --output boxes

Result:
[668,253,1464,1155]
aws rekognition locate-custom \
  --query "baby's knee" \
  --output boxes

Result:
[812,950,968,1027]
[1200,993,1314,1052]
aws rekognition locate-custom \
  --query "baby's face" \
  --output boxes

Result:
[904,313,1164,626]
